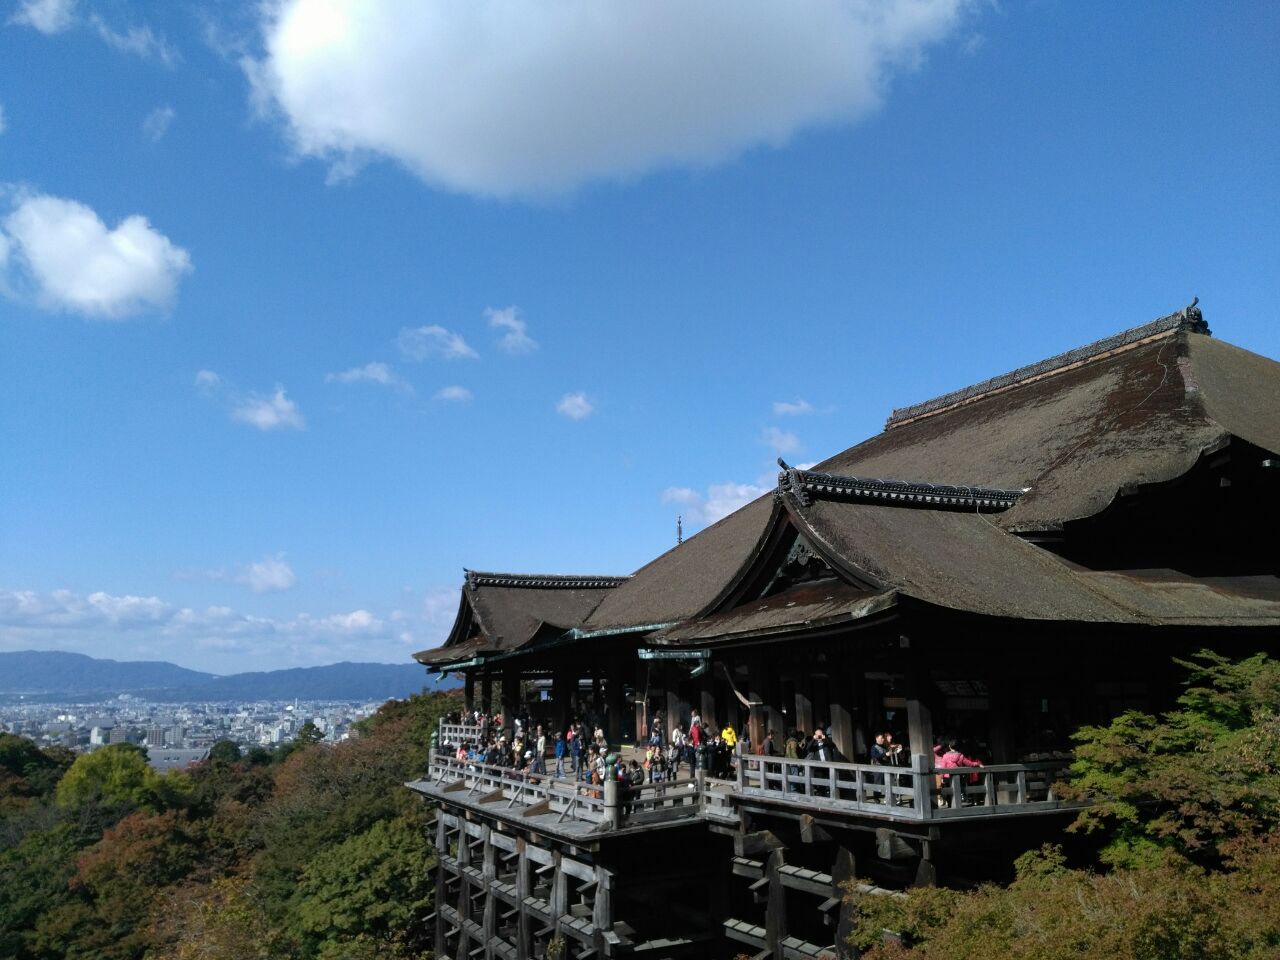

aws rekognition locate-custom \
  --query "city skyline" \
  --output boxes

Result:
[2,1,1278,673]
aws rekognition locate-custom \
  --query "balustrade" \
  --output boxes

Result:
[422,751,1078,828]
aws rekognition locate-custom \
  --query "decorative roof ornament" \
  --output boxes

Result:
[776,461,1025,513]
[886,304,1211,430]
[776,459,812,507]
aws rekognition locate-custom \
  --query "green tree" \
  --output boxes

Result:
[208,740,242,765]
[296,721,324,745]
[1064,650,1280,868]
[55,743,187,815]
[293,813,434,952]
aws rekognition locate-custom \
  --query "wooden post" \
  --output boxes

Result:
[552,666,573,736]
[747,655,767,755]
[765,848,788,960]
[501,669,519,741]
[764,666,785,750]
[700,673,717,730]
[515,838,530,960]
[904,636,935,771]
[606,662,626,745]
[829,656,856,762]
[665,664,683,739]
[634,660,649,744]
[603,777,620,830]
[795,671,815,735]
[833,846,859,960]
[464,673,475,715]
[480,673,493,717]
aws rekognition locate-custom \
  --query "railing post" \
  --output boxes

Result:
[738,754,748,790]
[603,778,621,830]
[1016,769,1028,805]
[912,753,931,817]
[984,770,996,807]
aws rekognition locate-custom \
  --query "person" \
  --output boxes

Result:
[720,723,737,751]
[806,728,842,762]
[935,740,982,806]
[870,732,889,765]
[533,728,547,775]
[569,725,582,774]
[553,732,566,777]
[762,729,778,757]
[884,732,905,766]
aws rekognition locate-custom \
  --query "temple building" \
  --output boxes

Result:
[409,304,1280,960]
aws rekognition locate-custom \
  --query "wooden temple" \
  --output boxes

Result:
[409,304,1280,959]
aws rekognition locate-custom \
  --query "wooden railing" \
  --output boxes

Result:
[424,752,1078,828]
[437,720,485,746]
[736,753,1076,820]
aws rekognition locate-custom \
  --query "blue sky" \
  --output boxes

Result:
[1,0,1277,673]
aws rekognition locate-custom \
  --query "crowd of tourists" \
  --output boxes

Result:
[437,708,985,804]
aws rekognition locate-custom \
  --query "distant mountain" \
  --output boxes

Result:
[152,662,445,702]
[0,651,216,695]
[0,651,450,702]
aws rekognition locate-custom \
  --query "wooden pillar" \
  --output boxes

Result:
[795,670,815,735]
[904,636,935,768]
[832,846,859,959]
[434,815,449,959]
[590,668,603,721]
[605,662,626,745]
[480,673,493,716]
[987,663,1015,763]
[747,655,767,754]
[551,667,572,735]
[501,669,519,740]
[765,847,788,960]
[515,838,530,960]
[665,664,683,737]
[634,659,649,743]
[463,673,475,715]
[764,663,785,748]
[700,670,717,728]
[829,656,856,762]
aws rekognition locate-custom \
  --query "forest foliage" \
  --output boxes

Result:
[849,651,1280,959]
[0,689,460,960]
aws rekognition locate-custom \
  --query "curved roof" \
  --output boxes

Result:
[815,330,1280,532]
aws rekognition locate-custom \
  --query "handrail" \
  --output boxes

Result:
[424,751,1079,827]
[736,753,1076,819]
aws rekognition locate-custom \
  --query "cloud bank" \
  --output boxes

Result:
[249,0,975,197]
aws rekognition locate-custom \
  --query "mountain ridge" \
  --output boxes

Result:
[0,650,447,702]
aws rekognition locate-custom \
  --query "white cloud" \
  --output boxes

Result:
[435,385,472,402]
[325,361,410,394]
[662,481,770,526]
[194,369,222,395]
[238,553,297,593]
[395,324,478,361]
[12,2,178,63]
[773,399,814,416]
[761,426,802,454]
[249,0,974,198]
[486,305,537,354]
[1,191,191,318]
[231,385,305,431]
[10,0,75,34]
[143,106,176,142]
[0,586,400,669]
[556,391,594,420]
[90,15,178,64]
